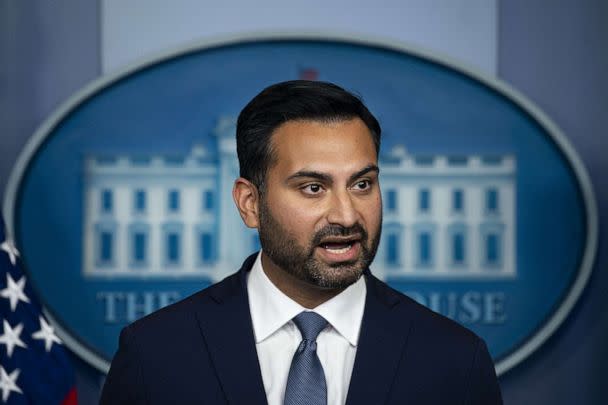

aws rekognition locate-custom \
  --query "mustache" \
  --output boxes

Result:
[311,223,368,246]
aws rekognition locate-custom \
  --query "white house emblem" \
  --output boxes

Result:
[4,36,596,376]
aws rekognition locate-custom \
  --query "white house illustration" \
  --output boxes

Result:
[82,117,516,281]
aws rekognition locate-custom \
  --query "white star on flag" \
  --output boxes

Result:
[32,316,62,352]
[0,366,22,403]
[0,273,30,312]
[0,240,19,267]
[0,320,27,357]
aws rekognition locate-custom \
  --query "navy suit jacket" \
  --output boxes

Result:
[100,253,502,404]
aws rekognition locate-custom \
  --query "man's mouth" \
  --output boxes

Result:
[317,236,362,258]
[320,242,355,254]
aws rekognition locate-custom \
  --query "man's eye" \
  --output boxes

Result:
[302,184,323,194]
[353,180,371,190]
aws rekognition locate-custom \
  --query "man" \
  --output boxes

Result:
[100,80,503,404]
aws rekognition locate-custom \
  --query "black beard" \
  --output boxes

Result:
[257,199,381,289]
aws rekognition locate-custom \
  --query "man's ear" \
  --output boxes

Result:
[232,177,260,228]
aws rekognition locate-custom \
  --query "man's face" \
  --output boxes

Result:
[257,118,382,290]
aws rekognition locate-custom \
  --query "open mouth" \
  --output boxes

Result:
[317,236,362,258]
[320,242,355,254]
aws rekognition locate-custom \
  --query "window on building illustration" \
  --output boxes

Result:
[485,188,499,214]
[386,190,398,213]
[482,156,502,165]
[199,232,214,263]
[452,232,466,265]
[168,190,180,212]
[132,232,147,264]
[99,231,113,264]
[419,189,431,212]
[418,232,432,266]
[486,233,502,266]
[203,190,214,212]
[447,156,468,166]
[167,232,181,264]
[165,156,185,166]
[387,233,400,265]
[131,156,151,166]
[134,189,146,213]
[414,156,434,166]
[97,157,116,165]
[452,189,464,213]
[129,223,150,267]
[101,189,113,214]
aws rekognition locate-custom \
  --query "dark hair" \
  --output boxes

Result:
[236,80,381,191]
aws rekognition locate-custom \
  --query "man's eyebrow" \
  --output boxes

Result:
[285,164,380,184]
[286,171,333,184]
[348,164,380,184]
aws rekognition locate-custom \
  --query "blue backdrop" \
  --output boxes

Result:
[1,2,606,404]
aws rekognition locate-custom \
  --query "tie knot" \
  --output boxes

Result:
[293,312,327,342]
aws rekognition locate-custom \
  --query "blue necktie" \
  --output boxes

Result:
[284,311,328,405]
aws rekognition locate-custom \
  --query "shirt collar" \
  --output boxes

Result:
[247,251,366,347]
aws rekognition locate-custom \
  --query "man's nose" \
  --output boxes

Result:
[326,190,359,227]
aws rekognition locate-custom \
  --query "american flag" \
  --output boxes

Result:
[0,216,77,404]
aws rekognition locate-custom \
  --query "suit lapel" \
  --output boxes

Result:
[194,254,268,405]
[193,258,414,405]
[345,273,414,405]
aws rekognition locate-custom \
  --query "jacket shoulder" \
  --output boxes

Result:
[367,275,502,404]
[101,273,241,405]
[126,270,242,336]
[368,274,481,346]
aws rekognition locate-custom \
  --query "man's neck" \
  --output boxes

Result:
[260,253,345,309]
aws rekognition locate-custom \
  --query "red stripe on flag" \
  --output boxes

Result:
[61,387,78,405]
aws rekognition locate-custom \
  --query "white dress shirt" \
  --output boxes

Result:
[247,252,367,405]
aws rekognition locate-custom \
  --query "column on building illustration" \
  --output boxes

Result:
[128,188,149,268]
[96,187,117,268]
[414,186,438,271]
[383,188,403,268]
[480,186,505,270]
[197,188,217,266]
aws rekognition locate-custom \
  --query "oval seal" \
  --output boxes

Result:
[3,34,598,375]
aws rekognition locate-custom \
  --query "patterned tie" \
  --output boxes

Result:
[284,311,328,405]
